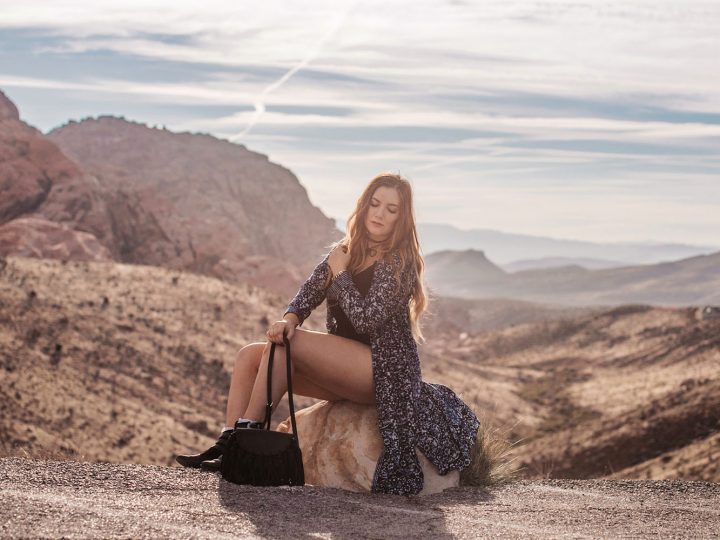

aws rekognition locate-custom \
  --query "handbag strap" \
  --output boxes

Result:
[263,334,300,440]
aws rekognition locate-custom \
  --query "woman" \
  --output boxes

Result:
[176,172,480,496]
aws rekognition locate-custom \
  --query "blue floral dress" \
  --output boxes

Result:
[284,250,480,496]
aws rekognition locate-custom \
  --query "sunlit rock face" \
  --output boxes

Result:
[277,400,460,495]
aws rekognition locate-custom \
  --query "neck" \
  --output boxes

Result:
[367,233,389,244]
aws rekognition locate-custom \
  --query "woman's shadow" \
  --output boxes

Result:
[216,475,494,539]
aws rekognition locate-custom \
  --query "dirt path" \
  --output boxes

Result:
[1,457,718,539]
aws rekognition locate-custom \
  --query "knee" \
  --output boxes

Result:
[260,342,297,377]
[234,343,264,372]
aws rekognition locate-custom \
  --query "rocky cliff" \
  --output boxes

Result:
[0,91,115,259]
[0,89,341,297]
[48,115,341,295]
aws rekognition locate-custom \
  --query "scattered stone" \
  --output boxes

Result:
[49,343,63,366]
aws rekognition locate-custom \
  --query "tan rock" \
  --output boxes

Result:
[277,400,460,495]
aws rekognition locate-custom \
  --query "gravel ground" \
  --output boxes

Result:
[1,457,719,539]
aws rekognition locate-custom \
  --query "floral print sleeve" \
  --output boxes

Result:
[326,253,415,336]
[283,252,331,326]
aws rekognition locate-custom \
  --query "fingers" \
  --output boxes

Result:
[266,320,294,344]
[265,323,278,343]
[329,244,350,276]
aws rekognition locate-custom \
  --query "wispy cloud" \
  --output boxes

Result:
[231,0,360,140]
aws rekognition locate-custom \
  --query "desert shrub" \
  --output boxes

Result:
[460,407,524,487]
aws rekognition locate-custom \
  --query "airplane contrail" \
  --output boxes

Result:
[231,1,360,142]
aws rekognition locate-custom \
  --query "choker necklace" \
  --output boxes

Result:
[367,240,384,257]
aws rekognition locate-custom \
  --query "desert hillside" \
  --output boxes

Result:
[1,254,717,483]
[0,254,330,466]
[425,248,720,306]
[420,294,604,337]
[423,304,720,481]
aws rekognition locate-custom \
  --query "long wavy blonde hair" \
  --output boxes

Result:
[326,172,428,343]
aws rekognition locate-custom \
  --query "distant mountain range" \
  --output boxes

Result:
[501,256,631,272]
[416,222,718,269]
[424,248,720,307]
[331,220,719,273]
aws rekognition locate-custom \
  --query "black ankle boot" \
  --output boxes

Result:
[235,419,265,430]
[199,421,264,472]
[175,429,233,469]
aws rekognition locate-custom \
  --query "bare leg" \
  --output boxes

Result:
[224,343,264,427]
[226,341,345,426]
[243,329,375,422]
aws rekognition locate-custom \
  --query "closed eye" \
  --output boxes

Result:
[370,201,398,213]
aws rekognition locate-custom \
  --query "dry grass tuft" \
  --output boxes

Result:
[460,406,525,487]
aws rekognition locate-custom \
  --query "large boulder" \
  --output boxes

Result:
[277,400,460,495]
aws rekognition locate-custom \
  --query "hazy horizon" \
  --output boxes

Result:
[2,0,718,246]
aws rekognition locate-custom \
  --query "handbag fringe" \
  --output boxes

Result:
[224,441,304,486]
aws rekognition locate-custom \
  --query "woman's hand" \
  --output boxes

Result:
[328,244,351,278]
[266,313,299,343]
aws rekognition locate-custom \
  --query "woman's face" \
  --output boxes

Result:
[365,186,401,241]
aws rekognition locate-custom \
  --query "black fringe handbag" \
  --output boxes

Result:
[220,334,305,486]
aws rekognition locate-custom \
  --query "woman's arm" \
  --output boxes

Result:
[283,252,331,327]
[326,253,415,335]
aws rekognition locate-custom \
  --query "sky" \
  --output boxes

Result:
[1,0,719,246]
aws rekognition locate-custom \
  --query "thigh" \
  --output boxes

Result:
[247,342,344,402]
[293,374,346,402]
[281,328,376,405]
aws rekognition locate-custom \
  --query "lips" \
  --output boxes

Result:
[371,221,383,227]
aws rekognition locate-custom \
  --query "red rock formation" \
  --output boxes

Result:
[0,90,114,255]
[0,216,112,261]
[0,90,341,298]
[48,116,341,296]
